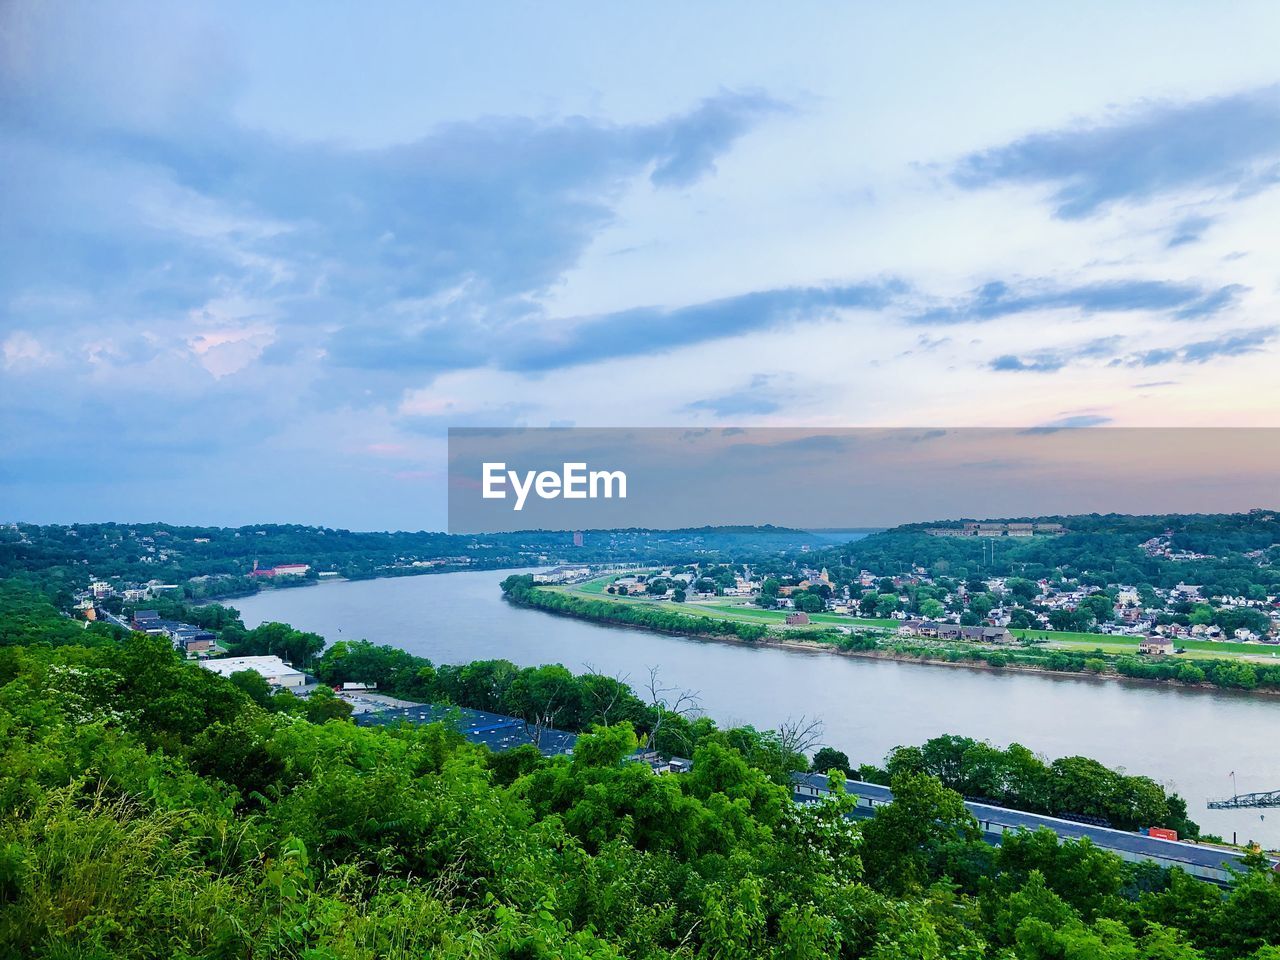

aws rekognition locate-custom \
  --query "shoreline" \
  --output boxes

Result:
[196,562,543,607]
[506,593,1280,700]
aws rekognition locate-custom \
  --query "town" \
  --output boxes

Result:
[537,543,1280,653]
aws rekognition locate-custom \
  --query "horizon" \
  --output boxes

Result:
[8,505,1278,538]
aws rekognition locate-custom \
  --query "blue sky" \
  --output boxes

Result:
[3,2,1279,528]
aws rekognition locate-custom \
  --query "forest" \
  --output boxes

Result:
[3,577,1280,957]
[0,522,822,604]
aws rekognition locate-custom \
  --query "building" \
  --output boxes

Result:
[785,612,810,626]
[926,521,1066,538]
[251,562,311,578]
[573,530,584,548]
[169,625,216,655]
[356,703,577,756]
[899,620,1013,644]
[1139,636,1175,656]
[201,655,307,688]
[130,610,164,633]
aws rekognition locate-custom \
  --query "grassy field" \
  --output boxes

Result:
[572,575,616,595]
[556,578,1280,662]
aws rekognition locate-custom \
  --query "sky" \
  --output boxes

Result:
[3,1,1280,529]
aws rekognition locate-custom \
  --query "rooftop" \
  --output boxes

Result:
[201,655,305,683]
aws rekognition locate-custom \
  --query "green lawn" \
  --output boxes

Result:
[556,582,1280,662]
[1018,628,1279,658]
[571,574,617,595]
[1046,636,1280,660]
[557,583,896,630]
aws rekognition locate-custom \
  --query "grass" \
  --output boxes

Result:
[558,582,897,630]
[572,575,617,595]
[557,580,1280,662]
[1020,629,1280,658]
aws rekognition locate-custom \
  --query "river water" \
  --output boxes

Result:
[232,569,1280,847]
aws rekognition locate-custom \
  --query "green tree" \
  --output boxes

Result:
[860,773,979,894]
[810,746,852,777]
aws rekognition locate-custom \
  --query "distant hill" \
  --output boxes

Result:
[806,510,1280,593]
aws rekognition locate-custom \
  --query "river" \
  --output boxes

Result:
[232,568,1280,847]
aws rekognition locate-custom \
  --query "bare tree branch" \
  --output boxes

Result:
[777,715,825,756]
[643,665,701,752]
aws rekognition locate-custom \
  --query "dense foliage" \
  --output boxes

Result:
[0,523,822,603]
[809,512,1280,601]
[838,735,1199,837]
[502,574,771,642]
[3,578,1280,957]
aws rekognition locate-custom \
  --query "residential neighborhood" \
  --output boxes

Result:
[546,547,1280,654]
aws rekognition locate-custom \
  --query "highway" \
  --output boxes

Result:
[793,772,1278,884]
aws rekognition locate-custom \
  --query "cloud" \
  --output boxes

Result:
[1026,414,1114,431]
[993,327,1276,373]
[1123,326,1278,366]
[990,353,1065,373]
[1167,215,1215,248]
[683,374,797,417]
[952,85,1280,218]
[916,279,1244,325]
[990,336,1124,373]
[503,282,901,372]
[648,91,789,186]
[3,69,786,391]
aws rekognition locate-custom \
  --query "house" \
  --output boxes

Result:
[785,612,810,626]
[169,625,216,656]
[924,622,1013,643]
[1139,636,1175,656]
[201,655,307,688]
[667,757,693,774]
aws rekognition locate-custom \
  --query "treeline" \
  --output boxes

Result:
[501,573,771,641]
[875,635,1280,693]
[815,734,1197,837]
[810,511,1280,599]
[4,580,1280,957]
[891,637,1280,693]
[1113,654,1278,691]
[0,580,121,648]
[0,522,823,606]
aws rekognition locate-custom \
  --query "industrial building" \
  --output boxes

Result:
[200,655,307,688]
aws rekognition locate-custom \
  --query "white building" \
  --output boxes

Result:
[201,655,307,688]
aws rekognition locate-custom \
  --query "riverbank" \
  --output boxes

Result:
[502,578,1280,699]
[751,631,1280,697]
